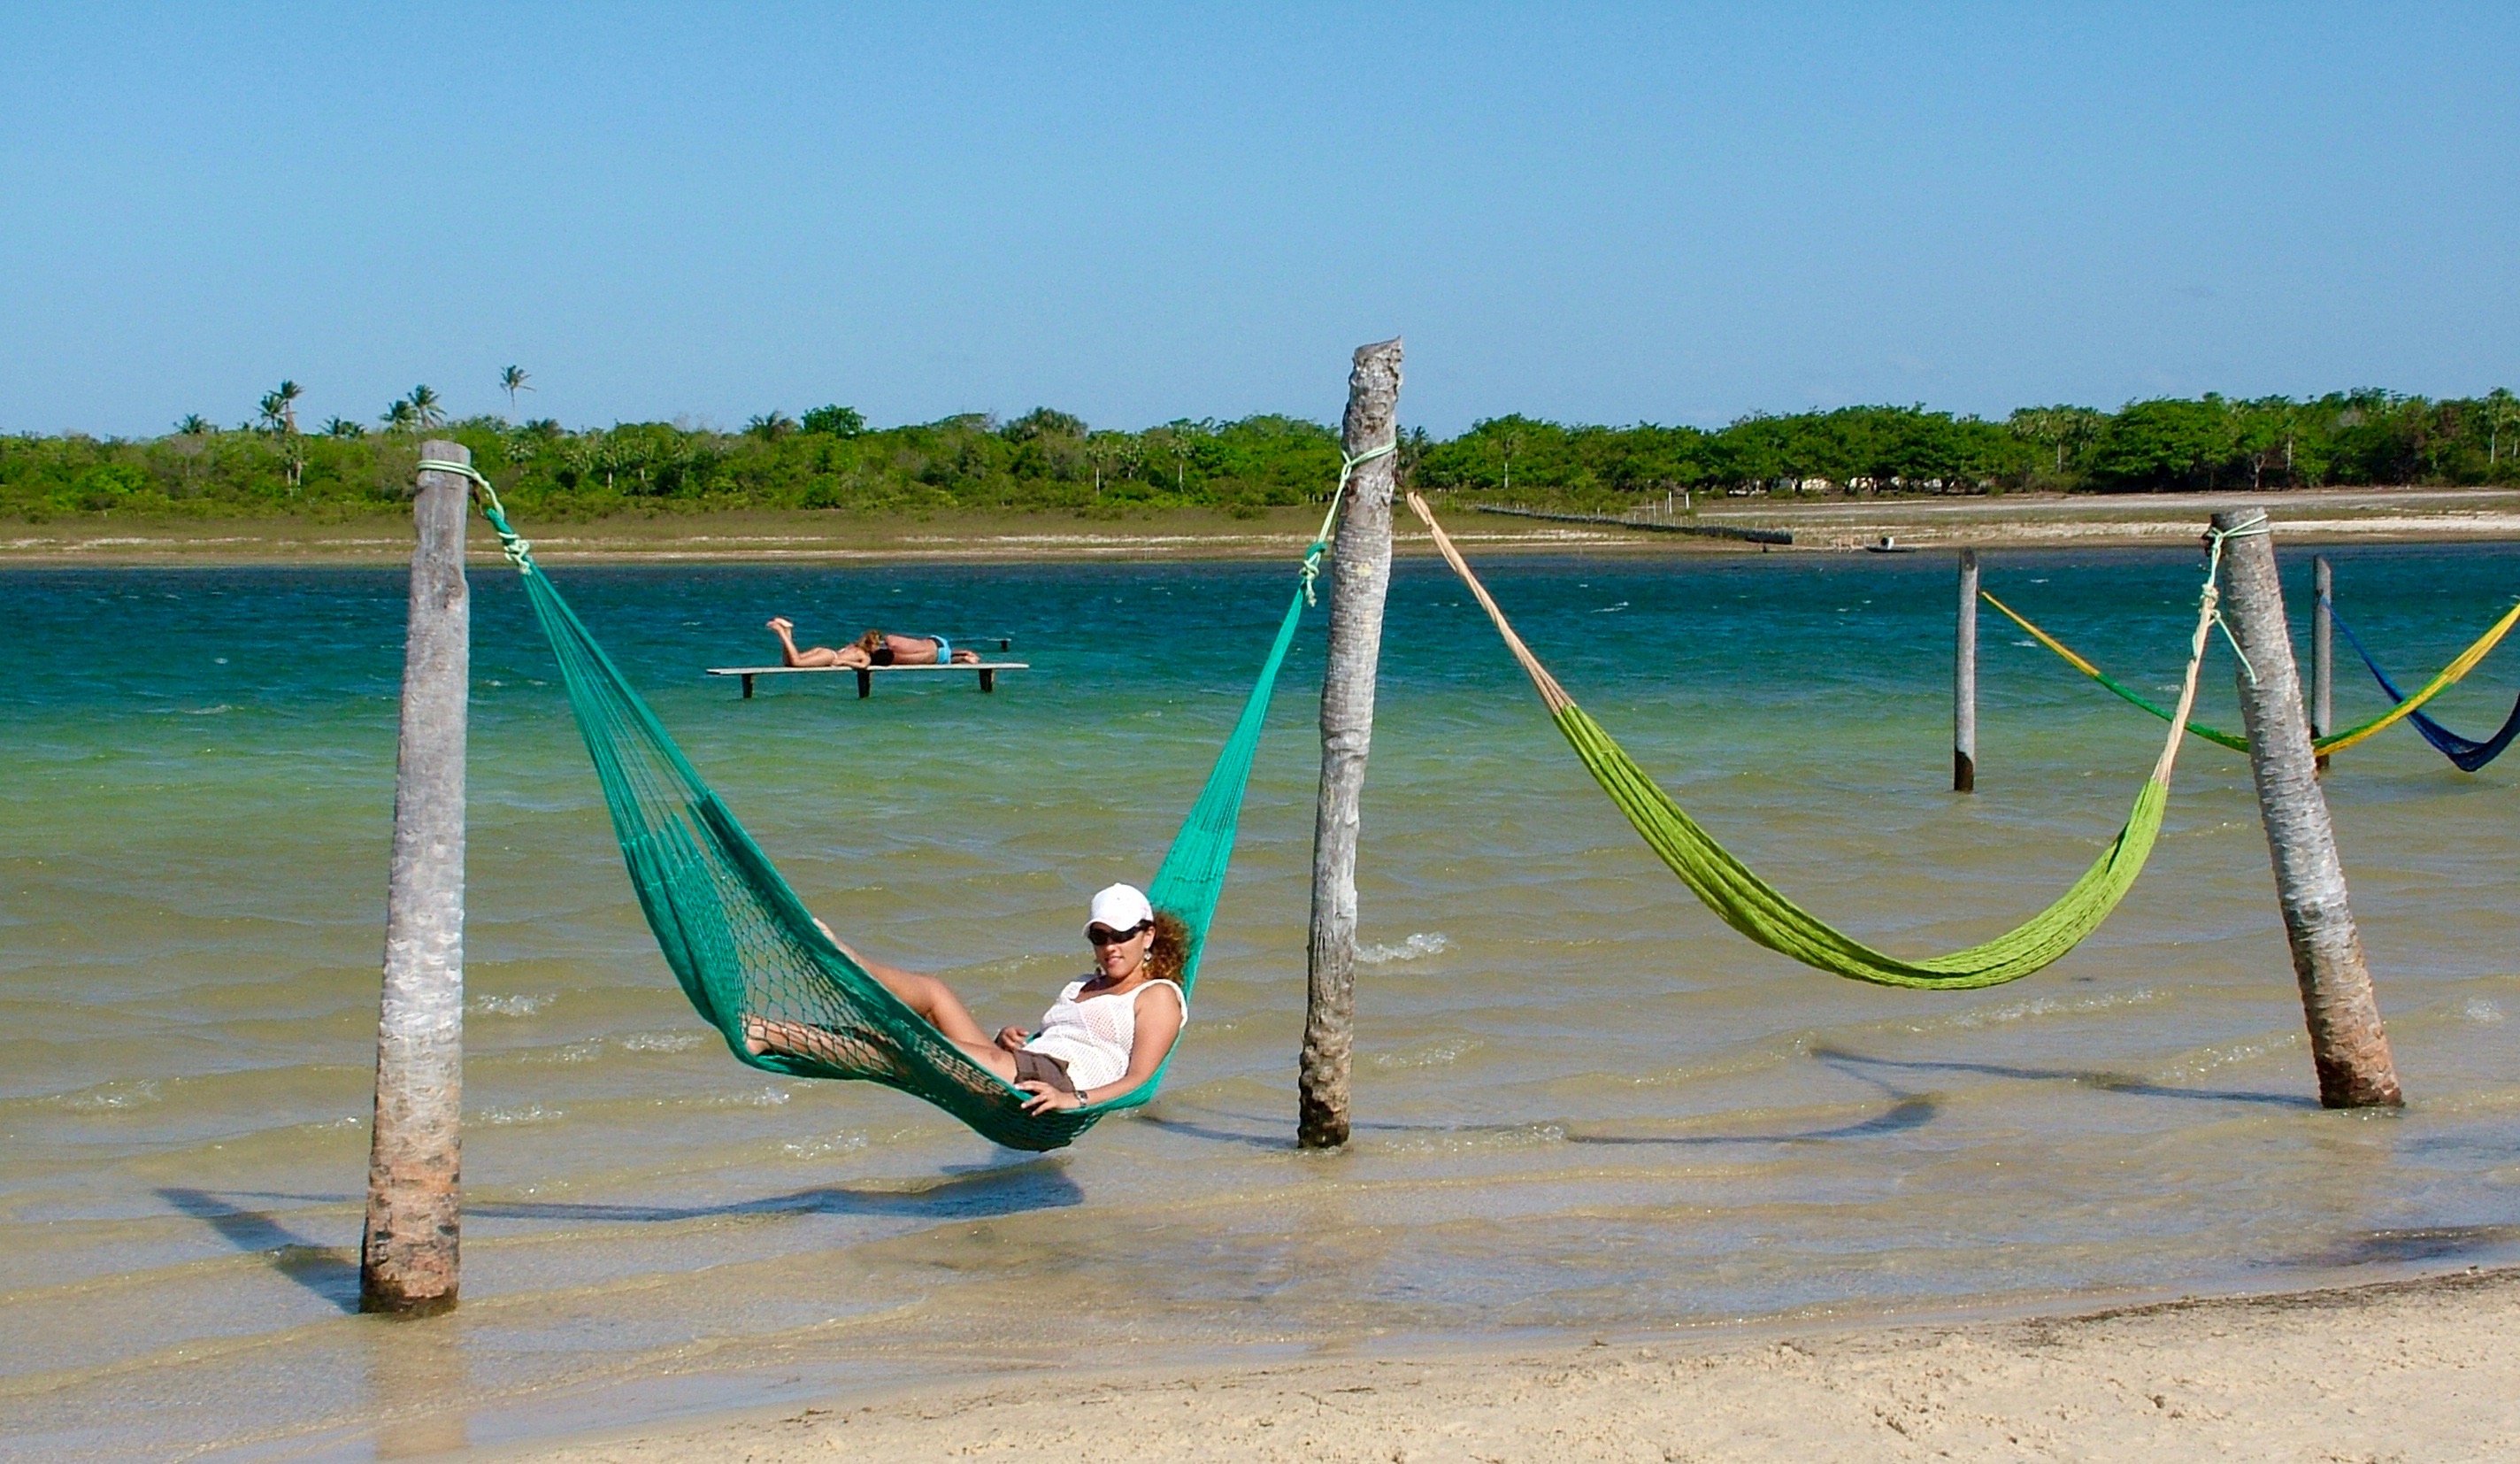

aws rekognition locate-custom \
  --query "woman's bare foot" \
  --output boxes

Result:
[765,616,794,634]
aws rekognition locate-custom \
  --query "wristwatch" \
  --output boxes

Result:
[1075,1087,1091,1104]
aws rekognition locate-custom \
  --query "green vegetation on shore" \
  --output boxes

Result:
[10,388,2519,523]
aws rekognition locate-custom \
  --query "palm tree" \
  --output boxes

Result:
[172,414,212,493]
[499,366,533,416]
[408,385,445,430]
[1084,431,1140,498]
[253,381,307,490]
[324,416,364,438]
[382,397,419,432]
[1156,420,1205,493]
[2486,388,2519,468]
[745,412,798,441]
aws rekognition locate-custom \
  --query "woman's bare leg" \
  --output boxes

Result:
[863,967,991,1045]
[766,617,848,668]
[741,950,1019,1081]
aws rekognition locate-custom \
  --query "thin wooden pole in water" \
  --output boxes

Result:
[2215,511,2401,1108]
[361,439,472,1313]
[1299,336,1404,1150]
[1954,550,1978,793]
[2313,554,2334,774]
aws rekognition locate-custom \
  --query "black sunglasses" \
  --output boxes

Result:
[1087,921,1151,946]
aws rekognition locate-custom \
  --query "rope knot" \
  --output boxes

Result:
[417,456,537,574]
[1295,438,1399,600]
[2198,513,2266,684]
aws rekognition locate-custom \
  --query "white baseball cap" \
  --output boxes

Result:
[1085,882,1154,934]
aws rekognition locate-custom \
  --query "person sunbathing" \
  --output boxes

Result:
[743,884,1187,1115]
[766,617,980,668]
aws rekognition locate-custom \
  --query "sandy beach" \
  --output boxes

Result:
[11,484,2520,566]
[498,1267,2520,1462]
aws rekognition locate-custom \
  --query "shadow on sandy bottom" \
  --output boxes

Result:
[2306,1225,2520,1269]
[1144,1092,1939,1150]
[159,1160,1082,1306]
[459,1158,1086,1223]
[157,1186,362,1310]
[1813,1045,2321,1109]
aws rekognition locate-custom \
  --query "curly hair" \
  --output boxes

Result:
[1143,909,1191,985]
[853,628,893,665]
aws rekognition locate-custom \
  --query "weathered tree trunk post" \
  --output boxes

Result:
[1955,550,1978,792]
[2216,511,2401,1107]
[2312,554,2334,774]
[361,440,472,1312]
[1299,337,1404,1150]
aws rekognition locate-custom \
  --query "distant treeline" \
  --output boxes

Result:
[8,389,2519,521]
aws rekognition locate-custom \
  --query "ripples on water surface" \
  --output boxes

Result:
[6,543,2520,1459]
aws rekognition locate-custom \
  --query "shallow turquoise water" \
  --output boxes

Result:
[6,541,2520,1460]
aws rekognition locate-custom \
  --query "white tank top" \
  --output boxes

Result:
[1022,978,1185,1091]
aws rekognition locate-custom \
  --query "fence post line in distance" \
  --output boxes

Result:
[2313,554,2334,775]
[1955,549,1978,793]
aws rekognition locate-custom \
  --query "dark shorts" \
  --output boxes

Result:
[1011,1047,1075,1093]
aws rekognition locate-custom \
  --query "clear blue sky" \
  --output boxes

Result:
[4,4,2513,438]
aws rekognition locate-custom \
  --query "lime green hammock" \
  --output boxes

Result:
[1981,588,2520,759]
[1406,493,2221,990]
[435,463,1344,1151]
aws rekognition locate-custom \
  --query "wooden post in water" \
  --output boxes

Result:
[1299,337,1404,1150]
[2312,554,2334,774]
[2215,511,2402,1107]
[361,440,472,1313]
[1954,550,1978,792]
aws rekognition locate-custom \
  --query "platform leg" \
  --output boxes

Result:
[857,669,872,699]
[979,668,996,693]
[741,674,755,699]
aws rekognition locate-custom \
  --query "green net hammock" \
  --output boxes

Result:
[437,463,1343,1150]
[1406,493,2223,990]
[1980,587,2520,759]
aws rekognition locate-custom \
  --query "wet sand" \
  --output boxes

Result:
[11,484,2520,565]
[500,1266,2520,1463]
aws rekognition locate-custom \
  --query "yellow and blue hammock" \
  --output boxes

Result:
[1984,588,2520,767]
[2324,596,2520,771]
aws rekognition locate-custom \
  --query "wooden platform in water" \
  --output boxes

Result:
[706,662,1031,698]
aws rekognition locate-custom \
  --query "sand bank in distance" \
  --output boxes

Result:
[8,486,2520,566]
[496,1266,2520,1463]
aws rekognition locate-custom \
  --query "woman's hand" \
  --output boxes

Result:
[994,1025,1031,1052]
[1016,1080,1081,1114]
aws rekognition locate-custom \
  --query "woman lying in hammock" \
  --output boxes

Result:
[765,617,981,667]
[744,883,1187,1114]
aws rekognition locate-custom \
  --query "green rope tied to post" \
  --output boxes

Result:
[418,456,1333,1149]
[416,458,534,571]
[1298,440,1396,606]
[1406,492,2229,990]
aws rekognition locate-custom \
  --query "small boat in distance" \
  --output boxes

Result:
[1863,534,1918,553]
